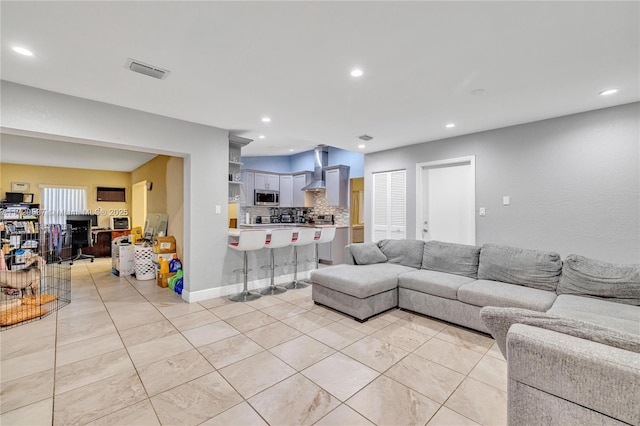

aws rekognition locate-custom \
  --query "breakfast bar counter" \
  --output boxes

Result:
[228,225,349,265]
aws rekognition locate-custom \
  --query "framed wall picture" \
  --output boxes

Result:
[11,182,30,192]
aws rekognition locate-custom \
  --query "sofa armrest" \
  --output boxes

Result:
[344,245,356,265]
[507,324,640,425]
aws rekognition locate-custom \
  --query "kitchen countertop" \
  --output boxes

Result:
[238,224,348,229]
[229,224,347,238]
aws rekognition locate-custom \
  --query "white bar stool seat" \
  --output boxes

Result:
[302,226,336,284]
[285,227,318,290]
[228,230,267,302]
[259,228,294,296]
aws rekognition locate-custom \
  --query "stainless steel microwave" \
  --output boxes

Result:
[255,190,279,206]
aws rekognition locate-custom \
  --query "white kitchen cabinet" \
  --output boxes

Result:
[293,172,313,207]
[317,227,349,265]
[279,175,293,207]
[255,173,280,191]
[324,165,350,207]
[241,171,255,206]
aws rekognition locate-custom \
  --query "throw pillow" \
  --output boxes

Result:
[350,243,388,265]
[480,306,640,359]
[378,239,424,269]
[422,240,481,278]
[477,244,562,291]
[558,254,640,306]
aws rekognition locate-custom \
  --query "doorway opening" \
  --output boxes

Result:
[350,177,364,243]
[131,180,148,230]
[416,156,475,245]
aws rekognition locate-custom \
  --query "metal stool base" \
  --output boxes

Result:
[229,291,261,302]
[259,285,287,295]
[285,280,309,290]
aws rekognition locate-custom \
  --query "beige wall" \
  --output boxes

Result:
[130,155,184,258]
[1,157,184,258]
[0,163,130,229]
[166,157,184,259]
[131,155,169,214]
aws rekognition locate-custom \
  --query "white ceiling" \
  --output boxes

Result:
[0,134,157,172]
[0,1,638,164]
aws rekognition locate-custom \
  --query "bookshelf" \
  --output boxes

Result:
[1,203,40,269]
[228,135,252,203]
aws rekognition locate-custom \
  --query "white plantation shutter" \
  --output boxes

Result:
[373,172,389,241]
[372,170,406,241]
[389,170,406,239]
[41,187,87,225]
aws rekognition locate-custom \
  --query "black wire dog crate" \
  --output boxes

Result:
[1,224,71,330]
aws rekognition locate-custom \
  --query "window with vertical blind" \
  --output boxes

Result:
[41,186,88,225]
[372,170,406,241]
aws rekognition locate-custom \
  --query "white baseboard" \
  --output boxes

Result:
[183,271,311,303]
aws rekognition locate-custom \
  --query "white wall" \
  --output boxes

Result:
[365,103,640,263]
[1,81,229,295]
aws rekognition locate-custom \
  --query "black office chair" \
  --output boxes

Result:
[66,218,94,264]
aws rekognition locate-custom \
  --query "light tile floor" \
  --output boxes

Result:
[0,258,507,425]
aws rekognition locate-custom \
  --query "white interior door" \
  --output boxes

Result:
[416,157,475,245]
[132,180,147,229]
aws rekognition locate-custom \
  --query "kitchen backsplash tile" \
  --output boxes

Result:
[313,192,349,227]
[237,191,348,227]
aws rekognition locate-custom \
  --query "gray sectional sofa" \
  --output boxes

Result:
[310,239,640,425]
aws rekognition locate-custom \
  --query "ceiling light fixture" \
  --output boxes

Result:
[261,117,271,123]
[258,135,265,139]
[358,144,366,149]
[350,69,363,77]
[599,88,619,96]
[12,46,33,56]
[446,123,455,128]
[289,149,295,152]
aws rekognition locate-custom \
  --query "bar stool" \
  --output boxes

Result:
[259,228,294,296]
[285,227,318,290]
[229,230,267,302]
[301,226,336,284]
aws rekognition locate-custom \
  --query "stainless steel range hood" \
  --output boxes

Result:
[302,145,329,191]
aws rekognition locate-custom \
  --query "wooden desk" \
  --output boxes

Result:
[84,229,131,257]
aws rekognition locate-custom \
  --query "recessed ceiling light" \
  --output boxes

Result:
[258,135,265,139]
[12,46,33,56]
[358,144,366,149]
[350,69,363,77]
[446,123,455,128]
[261,117,271,123]
[599,88,618,96]
[289,149,294,152]
[470,89,485,96]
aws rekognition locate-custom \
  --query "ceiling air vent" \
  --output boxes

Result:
[125,58,170,80]
[358,134,373,141]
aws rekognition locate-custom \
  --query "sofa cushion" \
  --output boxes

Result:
[458,279,557,312]
[557,254,640,305]
[349,242,388,265]
[548,295,640,335]
[422,240,481,278]
[478,244,562,291]
[480,307,640,358]
[378,239,425,269]
[398,269,475,300]
[310,263,415,299]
